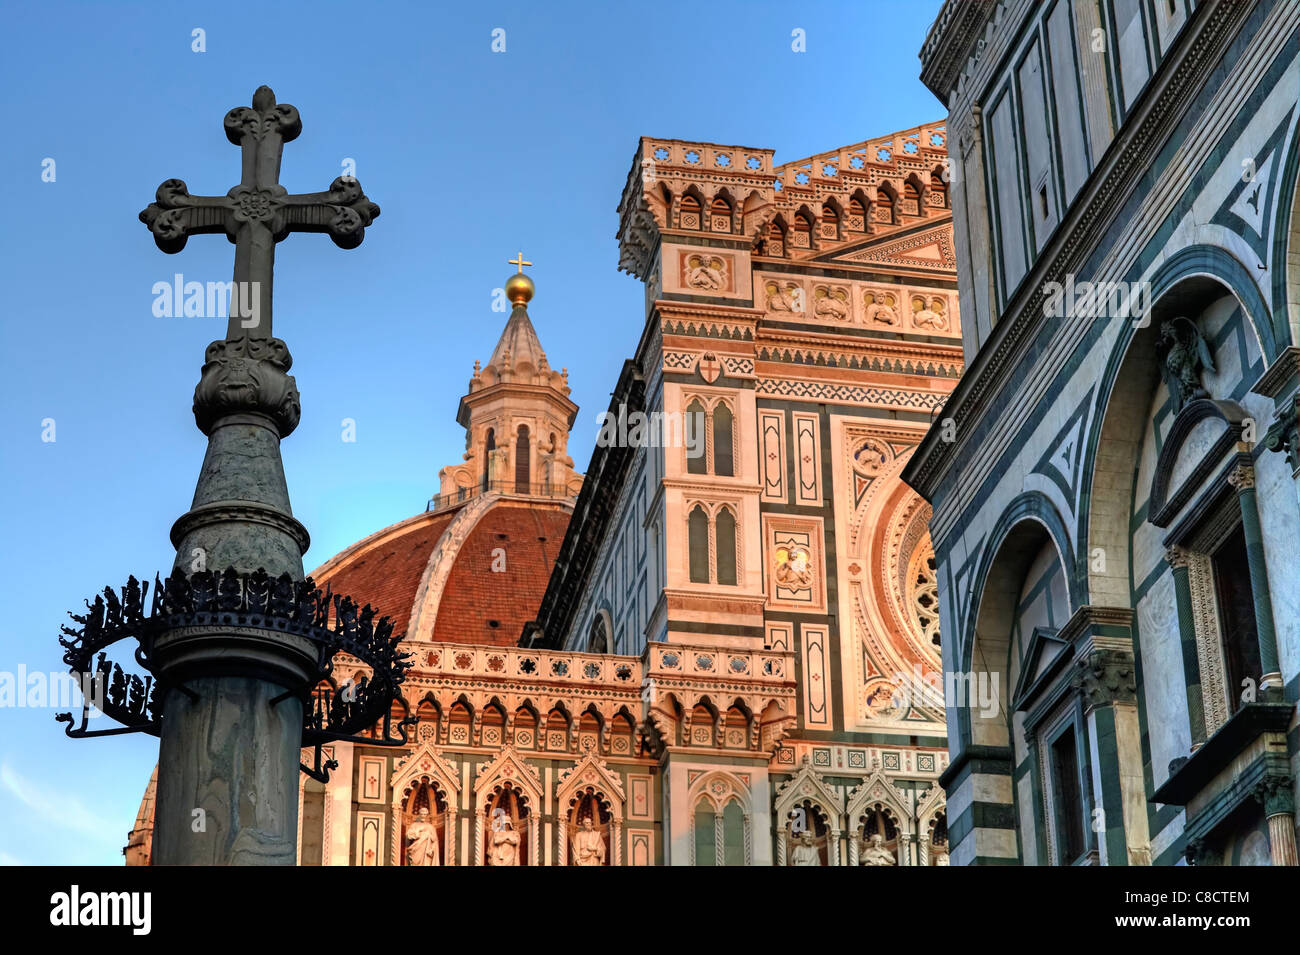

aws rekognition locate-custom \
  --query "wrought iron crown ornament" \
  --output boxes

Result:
[57,569,415,781]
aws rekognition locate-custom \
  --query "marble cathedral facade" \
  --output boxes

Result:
[127,123,965,866]
[905,0,1300,865]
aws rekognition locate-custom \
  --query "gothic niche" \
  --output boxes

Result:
[786,799,830,866]
[927,810,949,866]
[484,785,528,865]
[567,790,611,866]
[856,804,899,866]
[402,779,449,866]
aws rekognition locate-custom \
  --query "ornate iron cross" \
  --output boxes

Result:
[140,86,379,340]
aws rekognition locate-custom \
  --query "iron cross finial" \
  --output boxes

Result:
[508,251,533,274]
[139,86,380,341]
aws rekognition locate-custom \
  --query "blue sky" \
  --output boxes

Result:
[0,0,944,864]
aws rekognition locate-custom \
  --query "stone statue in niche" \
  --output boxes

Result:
[865,290,899,326]
[571,817,606,866]
[684,254,726,291]
[861,832,896,866]
[1157,316,1216,412]
[790,830,821,866]
[933,847,950,866]
[489,816,520,866]
[405,806,439,866]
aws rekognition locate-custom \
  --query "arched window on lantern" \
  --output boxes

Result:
[515,424,530,492]
[482,427,495,490]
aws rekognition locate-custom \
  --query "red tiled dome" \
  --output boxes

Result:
[430,501,570,646]
[309,499,570,645]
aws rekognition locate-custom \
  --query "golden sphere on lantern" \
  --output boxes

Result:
[505,272,534,305]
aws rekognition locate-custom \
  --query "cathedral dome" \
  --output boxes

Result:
[311,499,571,648]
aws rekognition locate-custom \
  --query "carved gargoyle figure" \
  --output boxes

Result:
[1157,316,1216,413]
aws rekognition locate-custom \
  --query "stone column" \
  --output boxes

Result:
[152,352,317,866]
[1074,648,1150,865]
[1228,464,1283,694]
[1254,776,1299,866]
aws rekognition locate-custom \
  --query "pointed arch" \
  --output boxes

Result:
[846,770,913,866]
[678,187,705,230]
[715,505,738,586]
[389,742,461,866]
[774,759,846,865]
[848,190,870,232]
[687,771,753,866]
[473,747,543,866]
[712,401,734,476]
[821,198,842,241]
[556,752,627,866]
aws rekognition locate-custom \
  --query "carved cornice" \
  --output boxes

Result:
[918,0,1000,101]
[905,0,1246,502]
[1264,390,1300,473]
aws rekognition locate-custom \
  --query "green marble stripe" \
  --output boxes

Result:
[1171,561,1207,746]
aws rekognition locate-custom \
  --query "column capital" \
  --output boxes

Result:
[1164,545,1192,569]
[1227,462,1256,491]
[1072,648,1137,708]
[1263,391,1300,474]
[1253,774,1296,818]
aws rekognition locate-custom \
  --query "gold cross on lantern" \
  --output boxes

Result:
[508,251,533,273]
